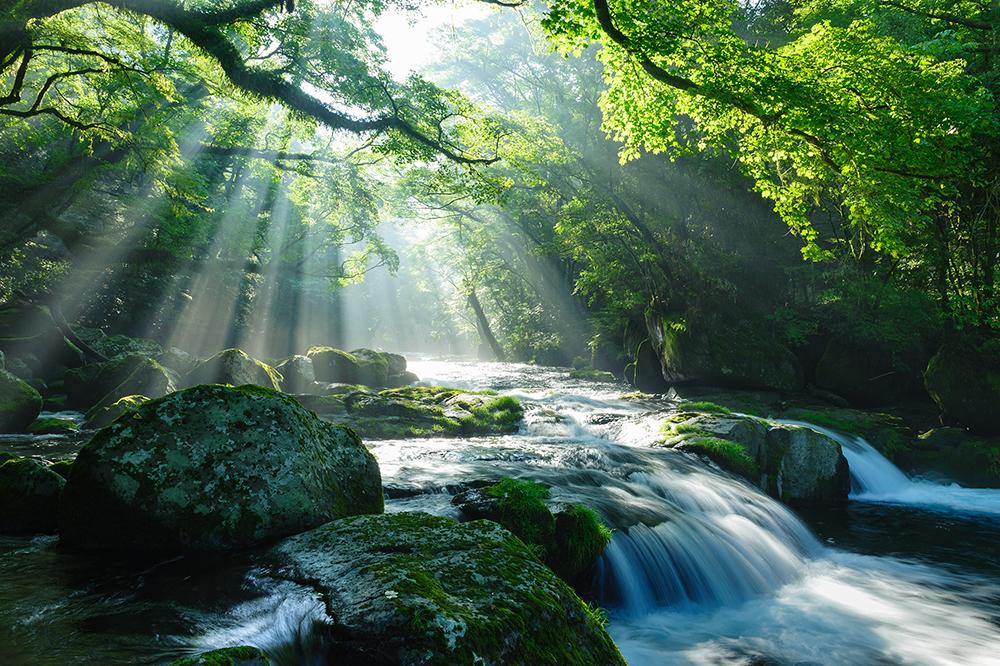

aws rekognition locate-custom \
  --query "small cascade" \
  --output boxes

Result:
[782,420,1000,517]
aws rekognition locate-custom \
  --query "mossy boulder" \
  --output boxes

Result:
[183,348,282,391]
[264,512,625,665]
[75,327,162,360]
[170,646,269,666]
[646,309,803,392]
[0,457,65,534]
[63,354,173,410]
[28,416,79,435]
[453,478,611,586]
[925,337,1000,435]
[83,394,149,430]
[275,354,316,394]
[307,346,414,387]
[662,412,850,506]
[47,458,74,479]
[0,368,42,432]
[59,384,383,552]
[158,347,199,376]
[0,302,86,381]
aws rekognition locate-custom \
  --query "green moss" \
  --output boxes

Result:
[679,436,759,478]
[28,417,78,434]
[678,400,732,415]
[785,409,863,435]
[550,505,612,582]
[48,458,73,479]
[459,396,524,434]
[486,478,554,550]
[170,646,269,666]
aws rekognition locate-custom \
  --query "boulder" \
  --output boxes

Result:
[0,368,42,432]
[0,457,65,533]
[59,384,382,552]
[75,327,162,359]
[63,354,173,410]
[453,478,612,587]
[275,355,316,394]
[83,394,148,430]
[307,347,414,387]
[663,413,850,506]
[158,347,199,376]
[646,309,803,392]
[183,348,282,391]
[264,512,626,665]
[925,337,1000,435]
[0,302,86,380]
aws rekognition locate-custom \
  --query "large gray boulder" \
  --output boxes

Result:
[663,413,850,506]
[59,385,383,552]
[0,368,42,432]
[263,512,626,665]
[183,348,282,391]
[307,346,414,387]
[0,457,65,533]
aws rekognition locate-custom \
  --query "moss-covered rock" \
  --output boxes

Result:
[28,416,79,435]
[0,457,65,534]
[275,354,316,394]
[307,346,415,387]
[183,348,282,391]
[453,478,611,586]
[925,337,1000,435]
[83,394,149,430]
[47,458,74,479]
[170,646,269,666]
[59,384,383,552]
[646,309,803,392]
[295,386,524,440]
[75,327,162,360]
[0,368,42,432]
[158,347,199,376]
[568,368,617,382]
[264,512,625,665]
[63,354,173,410]
[662,412,850,506]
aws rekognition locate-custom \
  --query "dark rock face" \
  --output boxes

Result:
[64,354,173,410]
[183,348,283,391]
[814,338,923,407]
[59,385,383,552]
[0,457,65,534]
[646,309,803,392]
[0,368,42,432]
[263,512,626,665]
[925,338,1000,436]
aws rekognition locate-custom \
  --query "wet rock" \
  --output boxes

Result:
[158,347,199,377]
[0,456,65,534]
[264,512,625,665]
[183,348,283,391]
[925,337,1000,436]
[452,478,611,586]
[663,412,850,506]
[275,354,316,394]
[28,416,79,435]
[59,384,383,552]
[0,368,42,432]
[170,646,269,666]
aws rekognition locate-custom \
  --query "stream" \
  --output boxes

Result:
[1,358,999,664]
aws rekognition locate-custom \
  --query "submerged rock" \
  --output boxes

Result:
[0,456,65,534]
[925,337,1000,436]
[663,411,850,506]
[0,368,42,432]
[275,354,316,393]
[59,384,382,552]
[264,512,625,665]
[183,348,283,391]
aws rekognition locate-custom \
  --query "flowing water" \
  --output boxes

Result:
[1,358,999,664]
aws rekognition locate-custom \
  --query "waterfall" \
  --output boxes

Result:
[781,420,1000,517]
